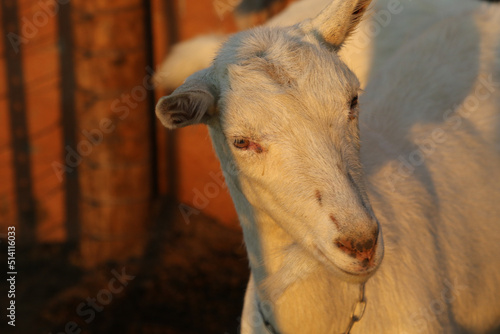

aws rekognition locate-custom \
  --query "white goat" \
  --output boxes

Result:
[156,0,500,332]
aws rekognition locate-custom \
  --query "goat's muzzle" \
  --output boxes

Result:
[334,228,378,267]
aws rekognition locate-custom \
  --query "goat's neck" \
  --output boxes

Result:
[237,203,361,332]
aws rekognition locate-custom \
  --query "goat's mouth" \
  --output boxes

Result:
[312,244,382,283]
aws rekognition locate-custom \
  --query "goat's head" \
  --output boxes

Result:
[156,0,383,283]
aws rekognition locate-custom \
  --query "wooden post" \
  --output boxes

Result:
[71,0,154,267]
[1,0,36,243]
[151,0,177,198]
[0,1,19,237]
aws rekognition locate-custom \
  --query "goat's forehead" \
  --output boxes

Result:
[214,27,357,86]
[214,28,359,134]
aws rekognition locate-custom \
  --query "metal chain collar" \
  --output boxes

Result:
[257,282,367,334]
[342,282,367,334]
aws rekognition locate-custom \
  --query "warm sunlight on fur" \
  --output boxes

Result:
[156,0,500,332]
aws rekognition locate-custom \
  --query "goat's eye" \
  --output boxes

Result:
[349,95,359,120]
[234,138,250,149]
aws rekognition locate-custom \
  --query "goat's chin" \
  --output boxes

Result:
[312,245,383,284]
[330,263,379,284]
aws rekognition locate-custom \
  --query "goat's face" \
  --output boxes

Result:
[156,0,383,282]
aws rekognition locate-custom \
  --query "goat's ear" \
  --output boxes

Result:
[155,71,216,129]
[307,0,371,50]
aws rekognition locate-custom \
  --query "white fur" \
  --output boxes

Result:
[156,0,500,333]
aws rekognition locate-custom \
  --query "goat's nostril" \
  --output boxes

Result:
[335,237,377,262]
[356,245,376,263]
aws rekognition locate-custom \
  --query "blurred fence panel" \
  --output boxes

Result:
[72,0,154,268]
[20,0,66,243]
[0,0,291,267]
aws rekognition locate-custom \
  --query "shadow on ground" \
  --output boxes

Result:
[0,201,249,334]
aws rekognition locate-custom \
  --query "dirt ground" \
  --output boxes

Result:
[0,201,250,334]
